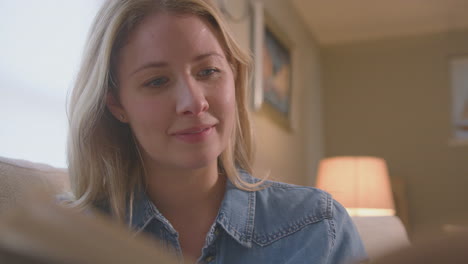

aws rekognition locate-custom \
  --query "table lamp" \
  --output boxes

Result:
[316,156,395,216]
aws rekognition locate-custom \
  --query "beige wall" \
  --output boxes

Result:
[322,30,468,238]
[226,0,324,186]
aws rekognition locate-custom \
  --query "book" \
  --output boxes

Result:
[0,189,181,264]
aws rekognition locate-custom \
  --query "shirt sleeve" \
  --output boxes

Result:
[327,199,368,264]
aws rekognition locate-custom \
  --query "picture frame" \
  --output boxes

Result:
[449,55,468,146]
[251,3,293,130]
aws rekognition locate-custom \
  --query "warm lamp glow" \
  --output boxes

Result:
[316,156,395,216]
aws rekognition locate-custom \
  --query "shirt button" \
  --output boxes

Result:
[205,255,215,263]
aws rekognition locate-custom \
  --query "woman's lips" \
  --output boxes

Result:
[172,125,215,143]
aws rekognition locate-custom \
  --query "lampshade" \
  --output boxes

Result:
[316,156,395,216]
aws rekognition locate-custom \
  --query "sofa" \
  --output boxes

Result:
[0,156,70,214]
[0,156,410,261]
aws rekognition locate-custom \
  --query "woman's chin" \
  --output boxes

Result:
[176,156,218,171]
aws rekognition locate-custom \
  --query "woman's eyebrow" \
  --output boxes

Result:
[129,52,224,77]
[130,61,168,76]
[192,52,224,62]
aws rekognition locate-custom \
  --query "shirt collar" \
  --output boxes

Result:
[215,173,256,248]
[129,189,178,235]
[129,171,256,248]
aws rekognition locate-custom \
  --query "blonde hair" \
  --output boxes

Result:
[67,0,262,221]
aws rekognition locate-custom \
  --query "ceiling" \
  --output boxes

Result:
[290,0,468,45]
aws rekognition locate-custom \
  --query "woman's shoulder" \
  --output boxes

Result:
[55,192,76,205]
[255,180,334,221]
[251,179,367,262]
[252,179,359,245]
[55,192,110,216]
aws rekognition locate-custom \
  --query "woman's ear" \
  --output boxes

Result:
[106,92,128,123]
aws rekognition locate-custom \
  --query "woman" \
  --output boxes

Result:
[67,0,367,263]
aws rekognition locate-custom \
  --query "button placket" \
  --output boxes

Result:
[199,226,221,264]
[204,255,215,263]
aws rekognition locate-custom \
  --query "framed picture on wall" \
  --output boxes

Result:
[450,56,468,145]
[251,3,293,130]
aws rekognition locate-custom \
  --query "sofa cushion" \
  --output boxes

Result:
[0,157,70,214]
[352,215,411,259]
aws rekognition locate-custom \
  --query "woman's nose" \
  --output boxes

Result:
[175,77,209,116]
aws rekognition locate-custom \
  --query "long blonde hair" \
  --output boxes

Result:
[67,0,262,221]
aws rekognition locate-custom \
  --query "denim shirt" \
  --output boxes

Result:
[127,173,367,264]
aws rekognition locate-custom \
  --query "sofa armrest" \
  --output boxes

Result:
[0,157,70,214]
[352,216,411,260]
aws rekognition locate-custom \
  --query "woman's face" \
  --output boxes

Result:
[108,12,236,172]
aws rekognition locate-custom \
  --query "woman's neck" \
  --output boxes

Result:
[143,162,226,220]
[143,162,226,260]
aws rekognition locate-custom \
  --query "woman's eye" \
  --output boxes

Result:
[146,77,169,87]
[198,68,220,77]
